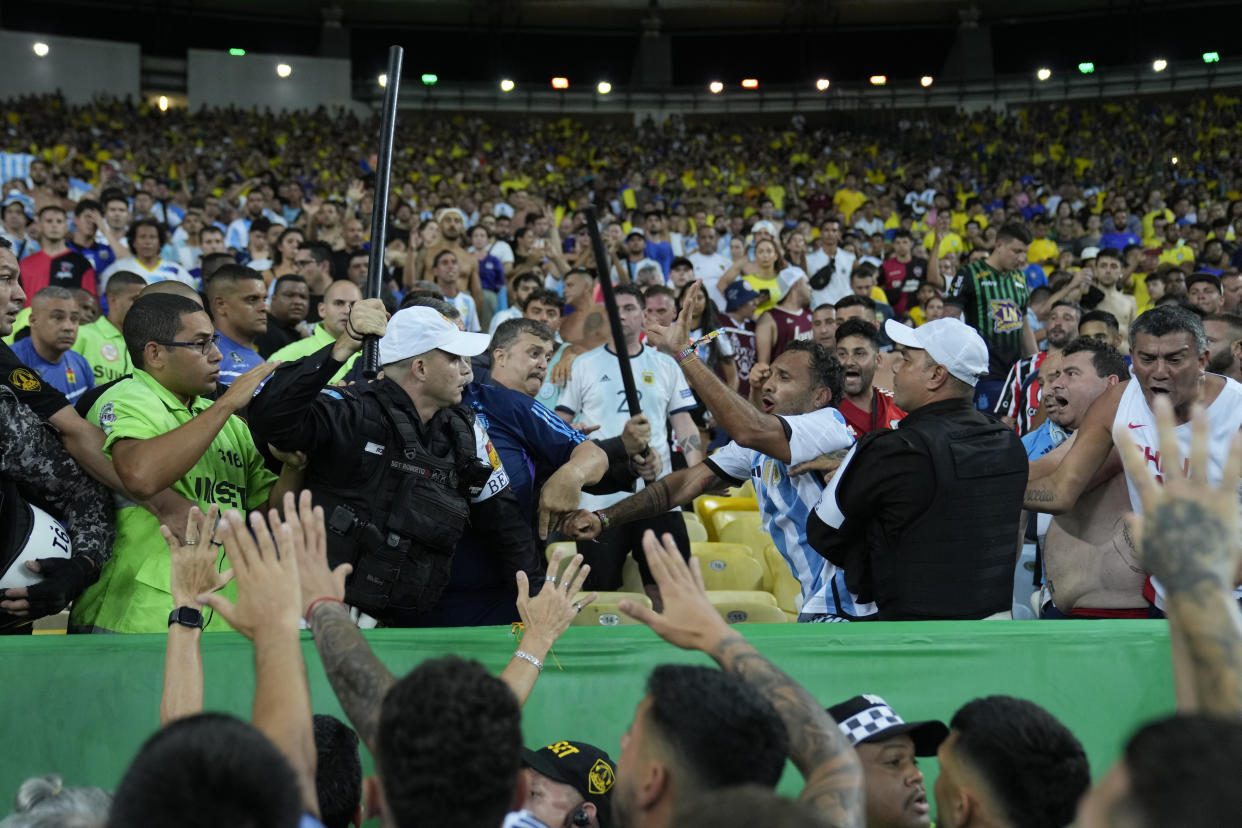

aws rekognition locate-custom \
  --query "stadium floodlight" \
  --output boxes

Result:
[500,78,515,92]
[708,81,724,94]
[869,75,887,86]
[421,73,438,86]
[33,42,49,57]
[741,78,759,89]
[1036,67,1052,81]
[815,78,830,91]
[378,74,388,88]
[158,96,169,112]
[228,48,246,56]
[1078,62,1095,74]
[1171,156,1179,165]
[597,81,612,94]
[920,75,934,87]
[1152,59,1168,72]
[1203,51,1220,63]
[276,63,292,78]
[551,77,569,89]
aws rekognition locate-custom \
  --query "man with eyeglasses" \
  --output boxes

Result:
[71,293,304,633]
[294,241,334,324]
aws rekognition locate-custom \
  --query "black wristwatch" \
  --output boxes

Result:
[168,606,205,630]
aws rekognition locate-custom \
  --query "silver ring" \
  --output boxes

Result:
[573,602,582,613]
[183,539,199,547]
[544,575,557,583]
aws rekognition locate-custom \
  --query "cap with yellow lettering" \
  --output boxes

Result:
[524,740,616,827]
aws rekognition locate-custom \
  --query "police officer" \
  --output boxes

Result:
[249,301,542,627]
[0,387,113,632]
[808,318,1028,620]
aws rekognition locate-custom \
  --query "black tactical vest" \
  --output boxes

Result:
[870,408,1028,620]
[310,381,494,619]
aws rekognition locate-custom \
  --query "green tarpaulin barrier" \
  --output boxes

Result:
[0,621,1175,822]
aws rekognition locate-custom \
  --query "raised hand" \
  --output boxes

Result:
[217,361,279,412]
[166,504,233,608]
[198,510,302,640]
[620,530,730,651]
[515,547,596,647]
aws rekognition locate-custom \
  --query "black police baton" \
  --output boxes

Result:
[362,45,403,379]
[583,206,642,416]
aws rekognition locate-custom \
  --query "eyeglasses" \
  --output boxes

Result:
[157,333,220,356]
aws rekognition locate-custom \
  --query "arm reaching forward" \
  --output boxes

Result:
[620,530,864,828]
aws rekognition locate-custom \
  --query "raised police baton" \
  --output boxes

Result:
[362,45,403,379]
[583,206,643,417]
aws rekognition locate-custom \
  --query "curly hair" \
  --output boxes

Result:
[376,656,523,828]
[782,340,845,408]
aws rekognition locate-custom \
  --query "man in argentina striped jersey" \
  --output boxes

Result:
[562,322,871,621]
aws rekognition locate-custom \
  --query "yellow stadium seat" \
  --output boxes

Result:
[621,554,645,594]
[726,479,756,499]
[762,544,803,619]
[32,610,68,635]
[681,511,708,542]
[707,590,789,624]
[714,513,768,552]
[571,592,650,626]
[694,496,758,540]
[545,541,579,570]
[693,545,765,591]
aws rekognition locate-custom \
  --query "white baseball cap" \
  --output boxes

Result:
[1079,246,1100,261]
[777,265,808,300]
[883,317,989,387]
[752,220,778,235]
[379,306,491,365]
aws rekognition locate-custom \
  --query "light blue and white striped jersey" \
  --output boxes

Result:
[705,406,876,618]
[502,811,550,828]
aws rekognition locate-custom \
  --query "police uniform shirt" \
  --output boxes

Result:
[556,343,695,511]
[70,369,277,634]
[706,407,874,619]
[215,330,266,387]
[10,338,95,404]
[72,315,132,384]
[0,341,71,420]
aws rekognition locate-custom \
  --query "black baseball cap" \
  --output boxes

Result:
[670,256,694,272]
[524,741,616,827]
[827,694,948,757]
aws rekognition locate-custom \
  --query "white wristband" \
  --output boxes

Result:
[512,649,543,673]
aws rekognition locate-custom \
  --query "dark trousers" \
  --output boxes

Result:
[577,512,691,591]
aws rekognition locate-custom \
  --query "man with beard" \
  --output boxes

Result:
[255,275,310,358]
[412,207,485,325]
[994,300,1081,435]
[268,280,363,384]
[1203,312,1242,383]
[1033,338,1143,618]
[827,695,947,828]
[833,319,906,438]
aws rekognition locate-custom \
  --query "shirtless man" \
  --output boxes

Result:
[558,267,609,350]
[1035,338,1143,618]
[1025,305,1242,613]
[409,207,485,322]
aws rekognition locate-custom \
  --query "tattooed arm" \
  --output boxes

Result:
[621,530,864,828]
[560,463,726,540]
[308,603,396,752]
[1118,401,1242,716]
[670,411,703,466]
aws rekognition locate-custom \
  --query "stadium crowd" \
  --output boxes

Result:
[2,89,1242,826]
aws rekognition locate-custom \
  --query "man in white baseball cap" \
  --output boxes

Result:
[251,300,544,627]
[806,316,1028,620]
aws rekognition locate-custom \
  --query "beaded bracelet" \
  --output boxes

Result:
[512,649,543,672]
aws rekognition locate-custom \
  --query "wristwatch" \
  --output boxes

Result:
[168,606,205,630]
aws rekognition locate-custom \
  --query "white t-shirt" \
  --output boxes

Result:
[100,256,198,291]
[488,306,521,335]
[488,239,515,265]
[620,257,663,285]
[557,344,696,510]
[1113,376,1242,608]
[688,251,731,310]
[706,407,872,617]
[804,246,857,307]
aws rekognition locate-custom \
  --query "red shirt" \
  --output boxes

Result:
[880,257,926,313]
[837,388,907,437]
[19,250,97,306]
